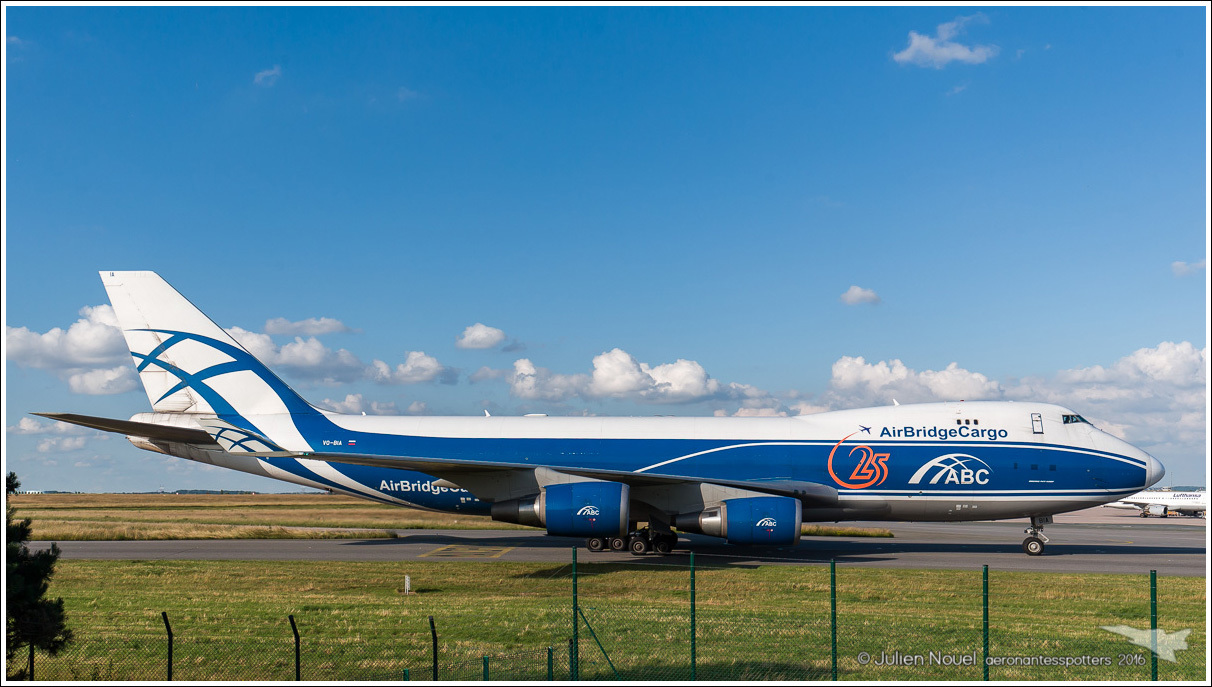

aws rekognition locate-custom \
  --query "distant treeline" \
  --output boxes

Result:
[27,490,328,495]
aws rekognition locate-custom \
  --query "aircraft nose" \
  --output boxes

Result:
[1147,454,1165,487]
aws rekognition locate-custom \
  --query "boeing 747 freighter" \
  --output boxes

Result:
[38,272,1166,556]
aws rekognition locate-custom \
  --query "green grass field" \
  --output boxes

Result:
[8,494,1204,681]
[14,559,1206,681]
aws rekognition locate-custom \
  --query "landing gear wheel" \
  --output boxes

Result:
[629,536,651,555]
[1022,515,1051,556]
[653,539,672,555]
[1022,536,1045,556]
[586,537,605,552]
[609,537,626,551]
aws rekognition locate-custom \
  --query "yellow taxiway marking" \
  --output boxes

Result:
[419,545,515,559]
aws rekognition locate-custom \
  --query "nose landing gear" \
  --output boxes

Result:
[1022,515,1052,555]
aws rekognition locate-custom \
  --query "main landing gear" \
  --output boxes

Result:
[585,527,678,556]
[1022,515,1052,556]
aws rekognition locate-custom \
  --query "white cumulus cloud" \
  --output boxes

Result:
[67,366,139,395]
[584,349,723,404]
[840,285,881,306]
[6,305,139,395]
[508,359,589,402]
[6,304,128,369]
[227,327,364,385]
[38,436,89,453]
[317,393,400,415]
[893,14,999,69]
[470,366,507,383]
[8,417,90,436]
[1171,260,1206,277]
[254,65,281,86]
[369,351,456,385]
[457,323,507,350]
[264,317,352,336]
[822,356,1003,407]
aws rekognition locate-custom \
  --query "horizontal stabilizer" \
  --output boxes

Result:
[33,413,216,445]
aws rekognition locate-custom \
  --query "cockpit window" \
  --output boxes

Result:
[1062,414,1090,425]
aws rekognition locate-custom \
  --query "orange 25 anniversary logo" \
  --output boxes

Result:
[827,433,890,489]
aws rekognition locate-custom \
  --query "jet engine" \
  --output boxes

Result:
[1145,504,1168,517]
[490,481,630,537]
[674,495,802,546]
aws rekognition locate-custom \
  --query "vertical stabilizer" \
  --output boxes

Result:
[100,271,317,422]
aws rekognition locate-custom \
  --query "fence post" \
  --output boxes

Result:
[982,565,989,681]
[162,611,173,681]
[572,547,579,681]
[429,615,438,681]
[289,615,300,681]
[1150,570,1158,681]
[690,551,696,682]
[548,646,554,681]
[830,559,837,681]
[28,642,34,682]
[483,655,490,680]
[403,668,409,680]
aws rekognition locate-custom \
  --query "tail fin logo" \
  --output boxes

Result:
[129,329,315,421]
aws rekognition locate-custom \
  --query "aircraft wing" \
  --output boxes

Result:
[306,450,841,508]
[33,412,839,508]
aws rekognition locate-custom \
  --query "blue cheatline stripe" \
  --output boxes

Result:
[849,489,1143,497]
[262,458,401,506]
[279,418,1148,491]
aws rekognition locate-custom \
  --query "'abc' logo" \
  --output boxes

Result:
[756,517,777,528]
[577,505,601,517]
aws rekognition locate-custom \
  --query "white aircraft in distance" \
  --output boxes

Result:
[38,272,1166,556]
[1103,490,1207,518]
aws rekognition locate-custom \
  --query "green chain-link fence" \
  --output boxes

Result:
[7,550,1205,681]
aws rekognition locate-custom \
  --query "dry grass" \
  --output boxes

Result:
[801,524,893,537]
[9,493,525,540]
[11,493,895,541]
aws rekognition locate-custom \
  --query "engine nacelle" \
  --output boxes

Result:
[1146,504,1168,517]
[490,481,629,537]
[674,496,802,546]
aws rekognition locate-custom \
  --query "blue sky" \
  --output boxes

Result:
[4,6,1208,491]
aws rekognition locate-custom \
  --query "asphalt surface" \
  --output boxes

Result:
[34,508,1207,576]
